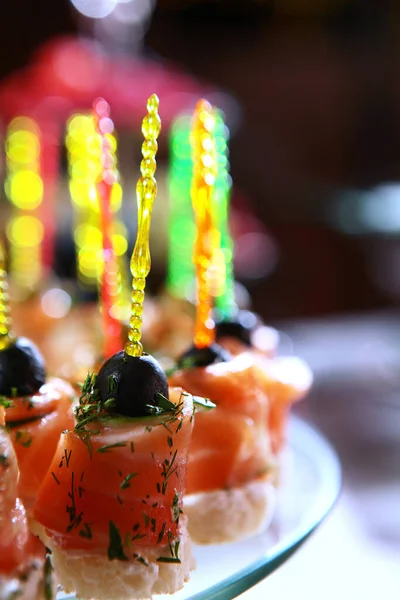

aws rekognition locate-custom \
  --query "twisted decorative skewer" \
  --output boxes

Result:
[212,110,236,320]
[125,94,161,358]
[0,241,14,351]
[93,98,123,359]
[190,99,218,349]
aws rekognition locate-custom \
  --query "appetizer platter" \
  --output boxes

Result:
[0,95,340,600]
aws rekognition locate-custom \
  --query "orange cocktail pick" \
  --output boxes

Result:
[93,98,123,359]
[190,99,218,349]
[0,241,14,351]
[125,94,161,358]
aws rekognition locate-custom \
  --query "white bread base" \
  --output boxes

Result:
[34,516,194,600]
[184,478,276,545]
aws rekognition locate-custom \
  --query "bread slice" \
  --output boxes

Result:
[184,478,276,544]
[34,516,194,600]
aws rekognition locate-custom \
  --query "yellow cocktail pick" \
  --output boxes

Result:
[0,242,14,351]
[125,94,161,357]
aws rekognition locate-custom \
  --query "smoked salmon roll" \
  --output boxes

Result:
[34,351,196,600]
[259,356,312,456]
[1,337,76,510]
[169,348,277,544]
[215,311,312,455]
[0,405,54,600]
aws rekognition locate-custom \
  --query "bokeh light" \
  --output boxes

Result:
[66,111,128,290]
[4,117,44,292]
[69,0,118,19]
[41,288,72,319]
[7,216,44,248]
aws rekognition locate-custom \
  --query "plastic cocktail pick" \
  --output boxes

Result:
[212,109,236,320]
[166,115,196,299]
[125,94,161,358]
[93,98,123,359]
[190,99,218,349]
[0,241,14,351]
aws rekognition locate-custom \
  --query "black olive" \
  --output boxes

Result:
[95,351,169,418]
[177,342,231,369]
[215,310,259,346]
[0,337,46,397]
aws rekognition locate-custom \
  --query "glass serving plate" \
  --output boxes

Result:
[58,415,341,600]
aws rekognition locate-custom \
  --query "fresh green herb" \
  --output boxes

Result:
[144,404,163,416]
[11,388,17,399]
[193,396,216,411]
[157,522,166,544]
[67,512,83,533]
[171,492,181,523]
[167,531,174,557]
[161,449,178,494]
[155,393,176,412]
[116,495,124,505]
[161,421,173,434]
[156,556,181,564]
[0,396,13,409]
[74,373,116,433]
[107,375,118,394]
[51,472,60,485]
[173,540,180,559]
[167,536,181,560]
[60,449,72,468]
[133,554,148,566]
[145,426,153,433]
[44,554,53,600]
[132,533,146,542]
[66,472,83,533]
[130,441,135,453]
[14,430,33,447]
[167,436,173,448]
[22,397,34,410]
[168,354,199,373]
[79,523,93,539]
[164,366,177,378]
[120,473,137,489]
[165,357,199,377]
[142,512,150,528]
[108,521,128,561]
[76,431,93,458]
[97,442,127,453]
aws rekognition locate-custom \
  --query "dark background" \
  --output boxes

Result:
[1,0,400,320]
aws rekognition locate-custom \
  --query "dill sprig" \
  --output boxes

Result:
[0,396,13,409]
[74,373,116,431]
